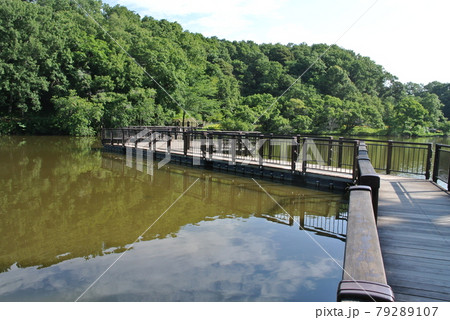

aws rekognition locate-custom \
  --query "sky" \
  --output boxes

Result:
[101,0,450,84]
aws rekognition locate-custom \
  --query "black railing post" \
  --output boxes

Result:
[353,141,359,182]
[291,136,298,172]
[208,132,214,160]
[183,131,188,156]
[425,143,433,180]
[386,140,393,175]
[432,144,441,183]
[327,136,333,167]
[302,137,308,174]
[258,134,264,167]
[121,129,125,147]
[338,137,344,168]
[134,130,138,149]
[167,131,172,154]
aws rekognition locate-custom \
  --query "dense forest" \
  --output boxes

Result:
[1,0,449,136]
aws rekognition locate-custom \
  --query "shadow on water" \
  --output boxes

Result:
[0,136,348,301]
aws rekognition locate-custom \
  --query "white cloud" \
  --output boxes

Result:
[0,217,343,301]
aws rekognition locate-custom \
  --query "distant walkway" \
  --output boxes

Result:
[377,175,450,301]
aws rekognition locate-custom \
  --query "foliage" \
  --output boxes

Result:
[0,0,448,136]
[52,90,103,136]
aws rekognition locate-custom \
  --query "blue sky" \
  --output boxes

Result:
[101,0,450,84]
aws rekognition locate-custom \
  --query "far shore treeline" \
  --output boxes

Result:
[1,0,449,137]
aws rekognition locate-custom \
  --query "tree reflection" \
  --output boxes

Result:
[0,137,347,273]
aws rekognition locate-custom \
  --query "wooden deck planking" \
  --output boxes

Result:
[394,293,443,302]
[377,175,450,302]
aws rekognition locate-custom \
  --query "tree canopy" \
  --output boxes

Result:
[1,0,449,136]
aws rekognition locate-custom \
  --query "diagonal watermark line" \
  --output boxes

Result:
[251,178,377,302]
[69,0,198,125]
[74,177,200,302]
[251,0,379,130]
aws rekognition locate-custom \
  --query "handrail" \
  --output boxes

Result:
[364,139,433,179]
[357,142,380,219]
[337,186,394,302]
[102,127,445,184]
[360,138,433,146]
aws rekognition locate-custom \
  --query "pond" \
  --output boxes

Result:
[0,136,348,302]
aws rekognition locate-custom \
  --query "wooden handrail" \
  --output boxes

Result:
[357,142,380,219]
[337,186,394,302]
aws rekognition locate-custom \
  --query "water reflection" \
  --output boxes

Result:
[0,136,347,301]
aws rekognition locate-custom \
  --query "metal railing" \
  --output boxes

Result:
[364,139,433,179]
[102,128,450,187]
[101,128,359,180]
[300,137,358,179]
[432,144,450,190]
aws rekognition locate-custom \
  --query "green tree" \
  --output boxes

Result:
[221,104,257,131]
[419,93,444,128]
[0,0,446,137]
[52,90,103,136]
[318,65,358,100]
[392,97,428,135]
[127,88,159,125]
[425,82,450,118]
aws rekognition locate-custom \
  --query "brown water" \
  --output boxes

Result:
[0,136,347,301]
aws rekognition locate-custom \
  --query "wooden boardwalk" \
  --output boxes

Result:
[377,175,450,301]
[127,141,355,181]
